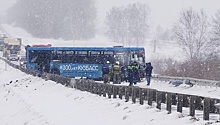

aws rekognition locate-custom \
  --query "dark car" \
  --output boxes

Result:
[19,56,27,68]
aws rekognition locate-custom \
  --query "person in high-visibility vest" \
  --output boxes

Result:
[128,61,140,86]
[111,61,121,84]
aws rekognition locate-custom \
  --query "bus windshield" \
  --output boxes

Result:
[29,50,51,63]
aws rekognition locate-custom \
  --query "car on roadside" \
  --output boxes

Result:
[19,56,27,68]
[7,54,19,61]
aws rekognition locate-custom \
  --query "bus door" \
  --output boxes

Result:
[113,51,129,81]
[113,51,129,66]
[129,50,145,79]
[130,50,145,66]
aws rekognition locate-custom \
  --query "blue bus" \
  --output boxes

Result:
[26,46,145,80]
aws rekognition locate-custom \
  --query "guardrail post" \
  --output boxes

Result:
[147,89,153,106]
[132,87,138,103]
[91,82,96,94]
[172,94,177,105]
[125,86,130,102]
[218,99,220,121]
[89,81,92,93]
[143,89,148,100]
[85,80,89,91]
[94,82,97,94]
[74,79,78,89]
[166,93,172,114]
[95,83,99,94]
[118,86,124,99]
[189,95,196,116]
[77,79,81,90]
[78,79,81,89]
[87,80,91,92]
[139,88,144,105]
[152,90,156,102]
[113,86,117,99]
[177,94,183,113]
[102,84,107,97]
[73,79,80,89]
[84,80,88,91]
[81,80,85,91]
[88,81,91,93]
[98,84,102,96]
[183,95,189,107]
[210,99,215,113]
[108,85,113,99]
[161,92,166,103]
[195,96,203,110]
[156,91,162,110]
[203,98,210,120]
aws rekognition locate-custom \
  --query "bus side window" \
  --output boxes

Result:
[82,56,88,64]
[131,53,138,62]
[138,57,143,63]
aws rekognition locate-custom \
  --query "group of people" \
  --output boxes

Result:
[102,61,122,84]
[102,60,153,86]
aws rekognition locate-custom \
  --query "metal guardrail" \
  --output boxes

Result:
[152,75,220,87]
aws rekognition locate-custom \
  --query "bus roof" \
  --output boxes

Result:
[27,47,145,51]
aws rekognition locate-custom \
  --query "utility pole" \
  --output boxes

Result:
[153,39,157,53]
[5,61,7,71]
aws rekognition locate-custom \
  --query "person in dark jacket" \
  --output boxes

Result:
[127,61,134,86]
[145,62,153,86]
[133,61,140,84]
[102,61,111,83]
[37,61,44,77]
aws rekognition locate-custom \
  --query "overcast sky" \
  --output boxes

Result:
[97,0,220,29]
[1,0,220,29]
[0,0,16,12]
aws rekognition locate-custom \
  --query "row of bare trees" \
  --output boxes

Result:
[154,8,220,80]
[7,0,96,40]
[105,6,220,80]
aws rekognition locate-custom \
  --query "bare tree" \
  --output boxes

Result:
[126,3,149,46]
[173,8,210,62]
[105,3,150,46]
[106,7,127,44]
[210,10,220,55]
